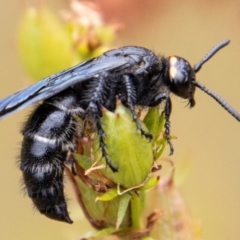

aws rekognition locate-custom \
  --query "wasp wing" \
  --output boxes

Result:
[0,56,128,119]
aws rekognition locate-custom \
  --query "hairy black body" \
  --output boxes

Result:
[0,40,239,223]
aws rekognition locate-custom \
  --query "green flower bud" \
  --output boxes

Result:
[93,103,154,189]
[70,104,167,238]
[95,25,117,45]
[17,6,78,80]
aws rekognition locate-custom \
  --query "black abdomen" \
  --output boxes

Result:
[20,100,77,224]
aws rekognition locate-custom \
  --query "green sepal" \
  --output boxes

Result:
[143,108,165,142]
[116,194,132,229]
[96,189,119,202]
[153,138,167,160]
[139,176,159,191]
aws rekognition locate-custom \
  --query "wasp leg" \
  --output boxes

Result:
[86,74,118,172]
[163,97,174,155]
[87,101,118,172]
[122,75,152,140]
[148,92,173,155]
[96,111,118,172]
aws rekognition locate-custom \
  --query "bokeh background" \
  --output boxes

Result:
[0,1,240,239]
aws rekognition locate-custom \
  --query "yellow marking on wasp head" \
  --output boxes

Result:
[169,56,178,80]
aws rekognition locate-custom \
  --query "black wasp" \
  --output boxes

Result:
[0,39,239,224]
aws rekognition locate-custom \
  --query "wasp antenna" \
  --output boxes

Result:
[193,81,240,121]
[194,39,230,73]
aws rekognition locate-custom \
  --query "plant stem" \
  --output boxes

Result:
[130,194,141,230]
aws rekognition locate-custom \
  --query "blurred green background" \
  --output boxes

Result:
[0,1,240,239]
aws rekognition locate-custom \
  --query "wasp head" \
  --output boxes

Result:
[168,56,196,107]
